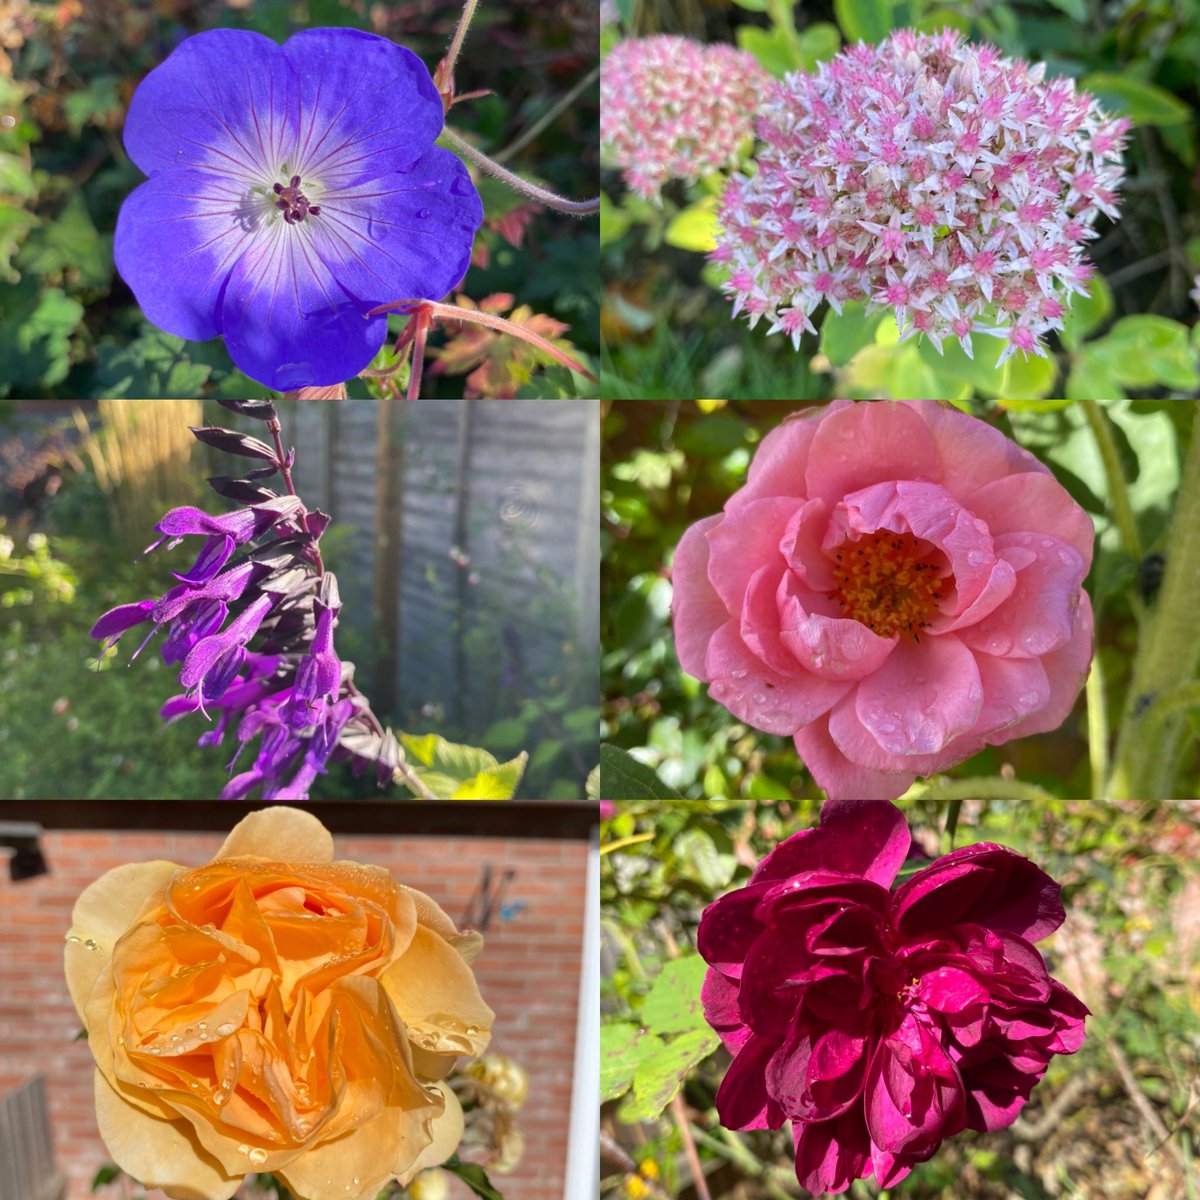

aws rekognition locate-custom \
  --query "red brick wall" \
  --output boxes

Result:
[0,830,588,1200]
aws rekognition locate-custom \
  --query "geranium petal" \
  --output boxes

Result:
[122,28,297,181]
[312,148,482,320]
[114,170,264,343]
[285,29,444,188]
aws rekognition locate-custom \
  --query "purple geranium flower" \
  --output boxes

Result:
[114,27,483,390]
[698,799,1088,1196]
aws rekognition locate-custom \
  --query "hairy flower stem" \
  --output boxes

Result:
[1086,648,1109,799]
[1108,413,1200,799]
[1080,399,1143,563]
[436,0,480,105]
[441,127,600,216]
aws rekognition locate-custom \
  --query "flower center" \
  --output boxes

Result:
[830,529,945,640]
[273,175,321,224]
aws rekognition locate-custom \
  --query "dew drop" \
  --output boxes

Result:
[84,939,98,951]
[1019,690,1040,708]
[415,208,431,219]
[198,1021,208,1030]
[1040,537,1054,548]
[238,1144,250,1156]
[65,934,81,944]
[117,1035,125,1046]
[729,667,748,680]
[211,1088,229,1105]
[248,1148,268,1166]
[215,1021,237,1037]
[966,549,987,567]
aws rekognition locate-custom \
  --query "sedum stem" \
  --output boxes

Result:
[441,127,600,216]
[1107,411,1200,799]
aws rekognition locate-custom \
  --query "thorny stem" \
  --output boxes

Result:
[1108,411,1200,799]
[441,127,600,216]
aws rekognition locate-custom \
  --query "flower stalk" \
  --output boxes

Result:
[1107,411,1200,799]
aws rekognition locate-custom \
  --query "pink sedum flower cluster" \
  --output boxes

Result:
[713,29,1130,365]
[699,800,1088,1196]
[671,400,1095,800]
[600,35,769,202]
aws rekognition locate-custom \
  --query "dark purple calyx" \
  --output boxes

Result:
[273,175,321,224]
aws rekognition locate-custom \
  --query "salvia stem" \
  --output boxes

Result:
[1108,410,1200,799]
[440,127,600,216]
[268,416,325,578]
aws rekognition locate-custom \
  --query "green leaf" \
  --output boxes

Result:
[664,196,719,253]
[999,348,1058,399]
[599,744,683,800]
[63,74,123,135]
[600,1021,656,1102]
[674,827,735,891]
[1058,273,1113,351]
[482,717,528,752]
[820,301,885,367]
[1045,0,1087,19]
[917,333,1003,395]
[0,203,36,283]
[91,1164,121,1191]
[0,152,34,199]
[732,0,770,10]
[443,1155,506,1200]
[887,342,941,399]
[1080,73,1192,127]
[0,279,83,393]
[1092,316,1199,390]
[794,22,841,71]
[641,955,710,1037]
[628,1029,720,1119]
[599,191,632,247]
[17,193,112,290]
[834,0,892,44]
[94,329,213,398]
[736,25,800,77]
[1065,345,1127,400]
[998,399,1076,412]
[399,733,527,799]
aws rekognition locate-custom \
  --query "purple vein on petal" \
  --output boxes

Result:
[292,76,327,172]
[293,94,353,179]
[184,72,268,178]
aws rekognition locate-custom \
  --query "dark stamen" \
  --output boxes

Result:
[272,175,320,224]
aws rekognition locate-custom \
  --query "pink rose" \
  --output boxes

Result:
[698,800,1088,1195]
[672,400,1094,799]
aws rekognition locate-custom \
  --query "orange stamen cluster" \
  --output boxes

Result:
[830,529,945,640]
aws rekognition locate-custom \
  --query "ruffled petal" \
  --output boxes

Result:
[793,716,916,801]
[671,514,729,679]
[215,806,334,862]
[964,471,1095,571]
[94,1071,242,1200]
[805,400,941,507]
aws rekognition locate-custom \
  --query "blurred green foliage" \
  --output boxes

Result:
[600,795,1200,1198]
[601,0,1200,400]
[600,398,1200,801]
[1,0,597,399]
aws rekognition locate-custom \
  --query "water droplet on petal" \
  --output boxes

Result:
[248,1148,268,1166]
[84,939,98,951]
[966,549,987,567]
[415,208,431,219]
[215,1021,237,1037]
[729,667,748,680]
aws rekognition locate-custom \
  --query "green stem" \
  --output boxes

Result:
[1080,399,1143,561]
[1108,412,1200,799]
[1086,646,1109,800]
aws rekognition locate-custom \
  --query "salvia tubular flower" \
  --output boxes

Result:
[714,29,1129,364]
[671,400,1094,800]
[698,799,1088,1196]
[91,410,400,800]
[600,35,769,202]
[114,28,483,391]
